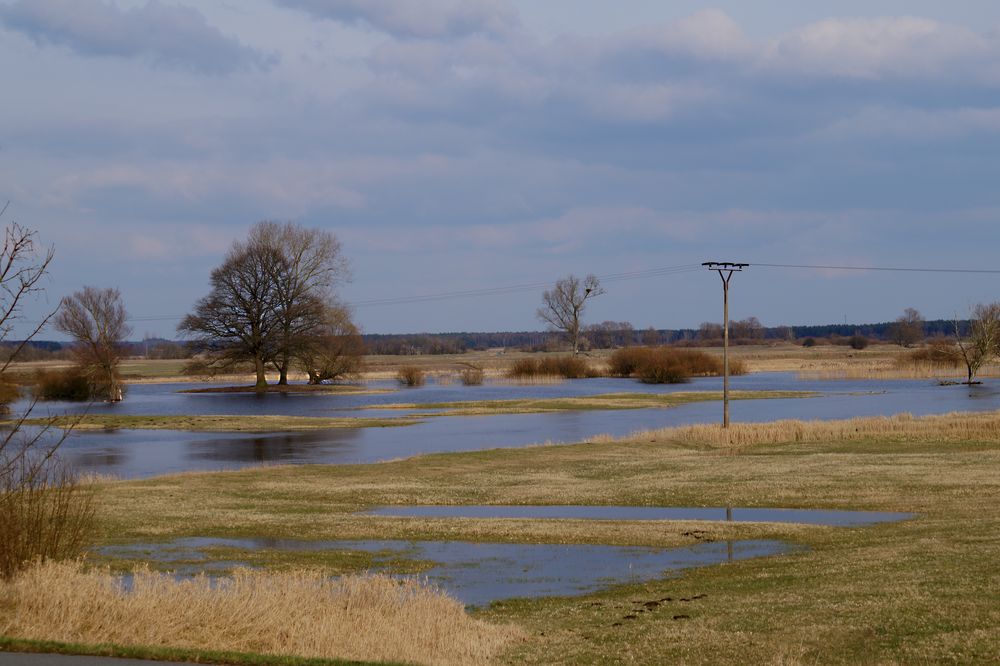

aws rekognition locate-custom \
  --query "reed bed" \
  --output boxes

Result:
[487,375,565,386]
[799,363,1000,380]
[1,561,523,666]
[604,410,1000,450]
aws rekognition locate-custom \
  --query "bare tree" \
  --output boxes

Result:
[248,222,350,385]
[0,207,95,578]
[294,302,365,384]
[641,327,660,346]
[0,213,54,382]
[54,287,131,402]
[536,274,605,355]
[179,237,286,392]
[888,308,924,347]
[953,303,1000,384]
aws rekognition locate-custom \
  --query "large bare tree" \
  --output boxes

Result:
[249,222,349,385]
[179,237,286,392]
[954,303,1000,384]
[536,274,605,355]
[54,287,131,402]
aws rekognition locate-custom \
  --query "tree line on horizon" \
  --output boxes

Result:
[9,214,1000,392]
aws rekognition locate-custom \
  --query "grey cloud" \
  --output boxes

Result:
[274,0,519,40]
[0,0,274,74]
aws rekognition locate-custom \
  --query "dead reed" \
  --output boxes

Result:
[0,458,96,580]
[459,366,485,386]
[609,410,1000,450]
[396,366,426,387]
[1,561,523,666]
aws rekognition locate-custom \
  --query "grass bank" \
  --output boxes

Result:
[8,409,1000,663]
[371,390,811,416]
[18,414,419,432]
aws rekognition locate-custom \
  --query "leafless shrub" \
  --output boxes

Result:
[0,210,97,579]
[33,368,91,401]
[507,356,597,379]
[459,366,484,386]
[396,366,425,387]
[608,347,747,383]
[0,451,96,579]
[898,338,961,368]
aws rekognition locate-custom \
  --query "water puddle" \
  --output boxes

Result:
[98,536,790,607]
[363,505,914,527]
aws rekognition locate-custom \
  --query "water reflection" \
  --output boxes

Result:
[26,374,1000,478]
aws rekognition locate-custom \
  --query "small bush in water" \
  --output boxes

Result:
[396,366,425,387]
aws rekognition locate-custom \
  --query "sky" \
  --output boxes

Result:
[2,0,1000,338]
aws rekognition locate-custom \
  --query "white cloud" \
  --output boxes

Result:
[762,16,992,80]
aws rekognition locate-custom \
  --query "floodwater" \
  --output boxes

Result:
[363,505,915,526]
[98,536,792,607]
[18,373,1000,478]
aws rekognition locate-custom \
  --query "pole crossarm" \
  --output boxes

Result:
[703,261,748,428]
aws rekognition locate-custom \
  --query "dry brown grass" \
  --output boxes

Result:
[1,560,523,666]
[594,409,1000,450]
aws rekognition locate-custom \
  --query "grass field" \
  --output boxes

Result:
[16,414,419,432]
[11,342,997,386]
[369,390,811,416]
[9,410,981,664]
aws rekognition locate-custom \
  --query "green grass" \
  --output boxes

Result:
[0,636,394,666]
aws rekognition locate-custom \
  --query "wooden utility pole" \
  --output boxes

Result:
[702,262,748,428]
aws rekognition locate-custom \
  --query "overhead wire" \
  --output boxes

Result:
[83,261,999,325]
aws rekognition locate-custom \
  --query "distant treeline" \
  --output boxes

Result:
[3,319,968,359]
[362,319,964,355]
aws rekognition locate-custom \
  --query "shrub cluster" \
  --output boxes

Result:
[608,347,747,384]
[507,356,598,379]
[848,335,869,350]
[33,369,92,401]
[458,366,484,386]
[899,338,960,367]
[396,366,426,387]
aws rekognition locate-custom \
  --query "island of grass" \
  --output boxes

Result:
[19,414,419,432]
[368,390,813,416]
[178,383,389,395]
[13,391,811,433]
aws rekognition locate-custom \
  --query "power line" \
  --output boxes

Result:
[30,261,1000,325]
[339,264,704,308]
[752,263,1000,275]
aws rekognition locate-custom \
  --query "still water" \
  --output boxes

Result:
[99,536,792,607]
[20,373,1000,478]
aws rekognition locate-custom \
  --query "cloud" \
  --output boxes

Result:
[0,0,274,74]
[274,0,519,40]
[762,16,994,80]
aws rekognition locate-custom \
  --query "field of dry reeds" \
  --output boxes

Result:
[1,561,522,666]
[596,409,1000,450]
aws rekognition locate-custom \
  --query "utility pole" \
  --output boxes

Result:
[702,262,748,428]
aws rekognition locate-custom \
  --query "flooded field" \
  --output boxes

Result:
[19,373,1000,478]
[100,536,792,607]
